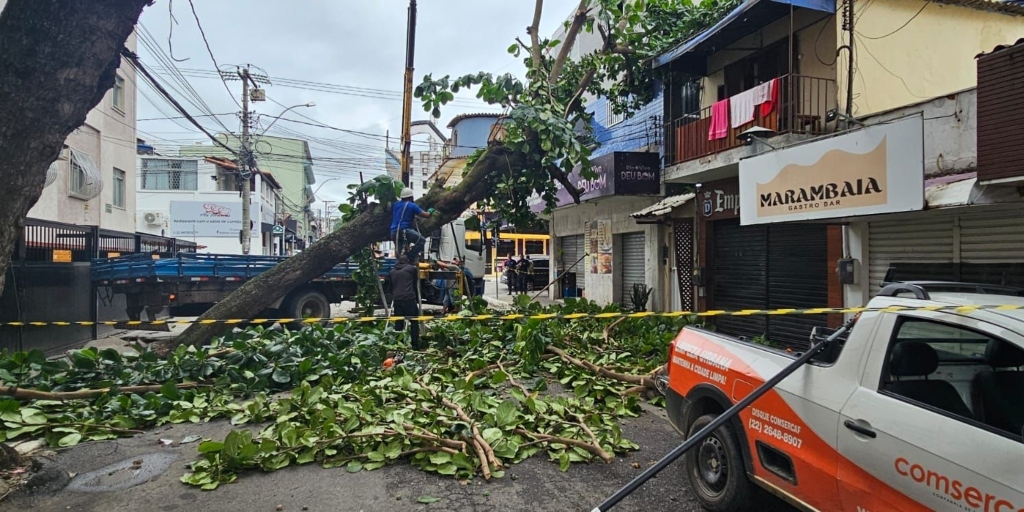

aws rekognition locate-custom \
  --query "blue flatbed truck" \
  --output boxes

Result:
[90,219,488,322]
[90,253,474,322]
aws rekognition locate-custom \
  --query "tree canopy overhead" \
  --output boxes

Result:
[415,0,737,227]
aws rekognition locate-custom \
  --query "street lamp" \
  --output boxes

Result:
[259,102,315,136]
[312,177,341,197]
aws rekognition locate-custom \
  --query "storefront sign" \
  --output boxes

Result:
[739,116,924,225]
[700,178,741,221]
[170,200,252,238]
[584,219,613,275]
[547,152,661,209]
[52,249,72,263]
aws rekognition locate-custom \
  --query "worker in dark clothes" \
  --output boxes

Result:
[517,254,532,294]
[504,257,517,295]
[390,255,423,349]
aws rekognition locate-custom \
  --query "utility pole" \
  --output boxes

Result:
[399,0,417,187]
[239,66,252,255]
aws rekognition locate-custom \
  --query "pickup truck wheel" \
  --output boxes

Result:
[685,414,754,511]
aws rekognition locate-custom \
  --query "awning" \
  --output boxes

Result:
[653,0,835,72]
[630,193,695,223]
[925,173,1024,209]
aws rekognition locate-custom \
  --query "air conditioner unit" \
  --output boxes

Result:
[142,211,164,225]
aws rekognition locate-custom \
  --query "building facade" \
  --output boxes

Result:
[178,134,316,248]
[654,0,1024,348]
[135,155,282,255]
[26,31,139,234]
[540,7,683,312]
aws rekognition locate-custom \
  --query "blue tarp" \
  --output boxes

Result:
[653,0,836,70]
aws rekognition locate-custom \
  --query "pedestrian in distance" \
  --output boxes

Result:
[517,254,531,294]
[390,188,435,262]
[504,257,517,295]
[389,255,423,350]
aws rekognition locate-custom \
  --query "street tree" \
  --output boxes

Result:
[0,0,152,297]
[171,0,733,349]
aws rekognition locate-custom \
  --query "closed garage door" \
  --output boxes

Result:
[712,219,829,348]
[620,232,646,308]
[713,220,768,340]
[558,234,584,289]
[766,224,829,345]
[870,211,1024,295]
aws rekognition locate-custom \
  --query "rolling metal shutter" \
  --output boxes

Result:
[767,224,829,347]
[558,234,584,290]
[712,220,768,340]
[868,216,955,296]
[620,232,647,308]
[959,212,1024,287]
[712,220,829,348]
[558,235,583,273]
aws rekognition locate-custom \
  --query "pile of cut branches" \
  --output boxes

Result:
[0,297,697,489]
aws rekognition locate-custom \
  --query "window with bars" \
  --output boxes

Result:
[68,149,102,200]
[113,168,125,208]
[140,159,198,190]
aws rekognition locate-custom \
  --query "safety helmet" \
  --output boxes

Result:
[400,188,414,199]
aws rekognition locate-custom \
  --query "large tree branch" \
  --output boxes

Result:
[547,164,582,205]
[549,0,591,87]
[528,0,544,69]
[0,0,151,297]
[170,145,524,348]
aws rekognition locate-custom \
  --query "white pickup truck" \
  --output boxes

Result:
[665,282,1024,512]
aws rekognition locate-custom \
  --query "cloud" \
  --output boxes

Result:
[135,0,579,208]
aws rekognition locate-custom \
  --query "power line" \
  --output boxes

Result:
[123,49,240,158]
[184,0,242,109]
[855,0,928,39]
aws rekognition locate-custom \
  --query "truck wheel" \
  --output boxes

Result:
[284,289,330,320]
[685,414,754,511]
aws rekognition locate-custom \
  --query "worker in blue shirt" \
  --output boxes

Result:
[391,188,434,261]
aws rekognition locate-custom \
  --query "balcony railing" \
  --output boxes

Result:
[664,74,836,166]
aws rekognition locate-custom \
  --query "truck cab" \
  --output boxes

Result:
[665,282,1024,512]
[425,217,486,296]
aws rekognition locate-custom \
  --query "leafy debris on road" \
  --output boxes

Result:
[0,296,696,489]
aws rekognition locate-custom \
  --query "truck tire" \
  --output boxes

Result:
[685,414,754,511]
[284,289,330,321]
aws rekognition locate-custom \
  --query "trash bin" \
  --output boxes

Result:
[560,272,577,298]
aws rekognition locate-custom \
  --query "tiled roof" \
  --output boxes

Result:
[446,112,502,129]
[976,37,1024,58]
[935,0,1024,16]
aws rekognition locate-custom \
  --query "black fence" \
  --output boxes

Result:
[1,219,198,354]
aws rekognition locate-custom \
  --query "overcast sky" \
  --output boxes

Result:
[136,0,578,209]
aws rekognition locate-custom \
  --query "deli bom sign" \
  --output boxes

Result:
[738,116,924,225]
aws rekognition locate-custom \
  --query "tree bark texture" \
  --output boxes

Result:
[172,145,524,348]
[0,0,150,295]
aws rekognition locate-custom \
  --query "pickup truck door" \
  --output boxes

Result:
[836,311,1024,512]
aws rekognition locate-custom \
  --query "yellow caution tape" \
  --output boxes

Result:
[2,303,1022,327]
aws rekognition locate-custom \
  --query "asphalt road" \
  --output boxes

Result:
[1,403,789,512]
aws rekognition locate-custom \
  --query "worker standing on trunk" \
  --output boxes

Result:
[390,188,435,262]
[390,255,423,350]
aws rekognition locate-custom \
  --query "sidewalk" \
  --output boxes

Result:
[481,276,560,309]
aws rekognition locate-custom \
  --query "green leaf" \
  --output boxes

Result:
[57,432,82,447]
[20,408,46,425]
[180,435,202,444]
[346,460,363,473]
[494,400,517,427]
[417,496,442,504]
[197,441,224,453]
[272,369,291,384]
[481,427,502,445]
[428,451,451,465]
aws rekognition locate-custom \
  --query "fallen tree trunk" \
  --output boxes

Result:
[0,0,151,296]
[169,146,525,350]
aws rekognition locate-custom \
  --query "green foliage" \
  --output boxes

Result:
[349,248,382,317]
[413,0,738,228]
[0,299,694,488]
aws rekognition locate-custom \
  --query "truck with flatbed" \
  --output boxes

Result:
[665,281,1024,512]
[91,219,486,322]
